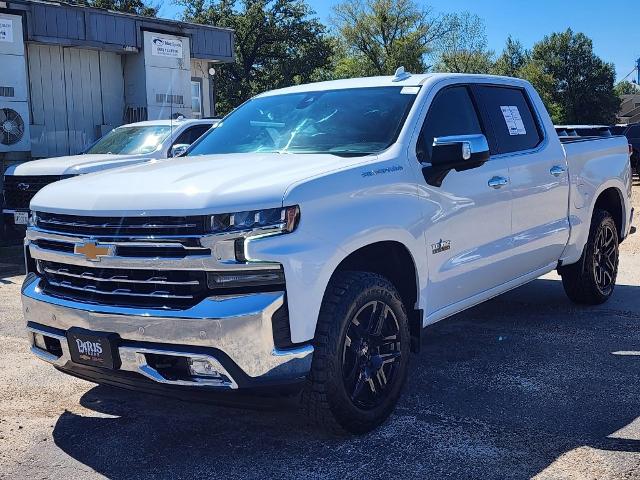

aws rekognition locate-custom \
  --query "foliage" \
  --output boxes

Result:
[432,12,493,74]
[330,0,451,77]
[614,80,640,96]
[71,0,158,16]
[180,0,333,114]
[491,36,529,77]
[528,29,619,124]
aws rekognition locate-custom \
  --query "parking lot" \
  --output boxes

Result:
[0,184,638,480]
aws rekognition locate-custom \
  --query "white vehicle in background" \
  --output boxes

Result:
[2,118,217,229]
[22,72,634,434]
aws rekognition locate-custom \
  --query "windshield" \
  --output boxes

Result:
[86,126,172,155]
[188,86,418,156]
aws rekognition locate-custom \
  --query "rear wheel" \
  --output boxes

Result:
[302,271,410,434]
[560,209,619,305]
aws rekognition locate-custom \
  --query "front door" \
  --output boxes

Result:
[413,85,514,319]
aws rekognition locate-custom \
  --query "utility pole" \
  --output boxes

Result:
[637,57,640,85]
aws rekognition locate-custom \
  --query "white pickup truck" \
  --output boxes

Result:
[21,72,634,434]
[2,118,215,229]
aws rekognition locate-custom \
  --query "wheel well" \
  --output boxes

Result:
[333,241,422,352]
[594,188,624,239]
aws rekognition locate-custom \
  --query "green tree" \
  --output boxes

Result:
[529,29,619,124]
[180,0,333,114]
[432,12,493,74]
[70,0,158,16]
[492,36,529,77]
[614,80,640,96]
[330,0,451,77]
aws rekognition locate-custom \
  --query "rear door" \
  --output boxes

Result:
[473,85,570,274]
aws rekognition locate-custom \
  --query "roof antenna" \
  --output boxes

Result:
[392,66,411,82]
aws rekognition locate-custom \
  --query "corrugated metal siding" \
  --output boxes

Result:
[87,11,137,47]
[28,44,68,157]
[99,52,125,127]
[190,28,234,61]
[31,3,86,41]
[28,45,124,157]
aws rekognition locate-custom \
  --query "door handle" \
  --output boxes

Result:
[488,176,509,189]
[550,165,566,177]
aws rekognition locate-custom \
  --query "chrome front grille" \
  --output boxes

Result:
[31,238,211,258]
[26,212,281,310]
[36,211,209,237]
[39,261,208,309]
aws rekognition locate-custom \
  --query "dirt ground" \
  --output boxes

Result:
[0,181,639,479]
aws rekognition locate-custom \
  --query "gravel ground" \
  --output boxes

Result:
[1,184,639,480]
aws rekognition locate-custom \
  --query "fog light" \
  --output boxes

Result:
[206,269,285,289]
[189,359,222,377]
[33,333,47,350]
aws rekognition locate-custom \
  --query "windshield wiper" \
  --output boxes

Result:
[327,151,376,157]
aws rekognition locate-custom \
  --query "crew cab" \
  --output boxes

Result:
[21,72,634,434]
[2,118,216,230]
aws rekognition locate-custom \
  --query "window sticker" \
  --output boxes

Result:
[500,105,526,135]
[400,86,420,95]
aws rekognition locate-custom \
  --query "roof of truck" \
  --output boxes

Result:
[256,72,532,98]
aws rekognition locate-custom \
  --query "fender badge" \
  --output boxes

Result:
[431,239,451,255]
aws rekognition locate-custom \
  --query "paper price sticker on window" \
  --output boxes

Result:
[500,105,526,135]
[0,19,13,43]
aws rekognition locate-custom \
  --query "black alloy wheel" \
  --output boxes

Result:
[592,222,618,296]
[342,300,402,410]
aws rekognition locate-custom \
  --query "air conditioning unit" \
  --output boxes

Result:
[0,101,30,152]
[0,13,31,153]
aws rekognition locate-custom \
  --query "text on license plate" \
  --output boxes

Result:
[14,212,28,225]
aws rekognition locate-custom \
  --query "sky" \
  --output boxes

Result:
[160,0,640,82]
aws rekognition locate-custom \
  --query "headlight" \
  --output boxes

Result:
[208,205,300,235]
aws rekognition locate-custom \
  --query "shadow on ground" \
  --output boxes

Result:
[52,278,640,479]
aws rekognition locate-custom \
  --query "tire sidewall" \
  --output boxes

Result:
[321,274,410,432]
[585,212,619,301]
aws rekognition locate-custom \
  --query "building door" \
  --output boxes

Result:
[27,44,125,158]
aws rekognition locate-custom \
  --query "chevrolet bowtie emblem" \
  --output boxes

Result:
[74,241,114,261]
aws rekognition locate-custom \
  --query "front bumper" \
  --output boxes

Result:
[22,274,313,392]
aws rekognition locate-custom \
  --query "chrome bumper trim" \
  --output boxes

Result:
[22,275,313,382]
[27,325,239,389]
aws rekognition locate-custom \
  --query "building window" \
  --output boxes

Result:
[191,79,203,117]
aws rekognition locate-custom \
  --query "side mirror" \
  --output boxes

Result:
[170,144,190,158]
[423,134,490,187]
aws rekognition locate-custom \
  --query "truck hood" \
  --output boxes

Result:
[31,152,372,216]
[6,154,155,176]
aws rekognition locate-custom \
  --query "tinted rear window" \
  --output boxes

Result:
[474,86,542,154]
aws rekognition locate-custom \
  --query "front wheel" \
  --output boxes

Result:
[560,209,619,305]
[302,271,410,434]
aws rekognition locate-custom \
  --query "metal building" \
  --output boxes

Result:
[0,0,234,161]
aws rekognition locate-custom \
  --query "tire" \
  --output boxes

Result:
[302,271,411,435]
[560,209,619,305]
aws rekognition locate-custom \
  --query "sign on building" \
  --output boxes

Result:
[0,19,13,43]
[150,36,183,58]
